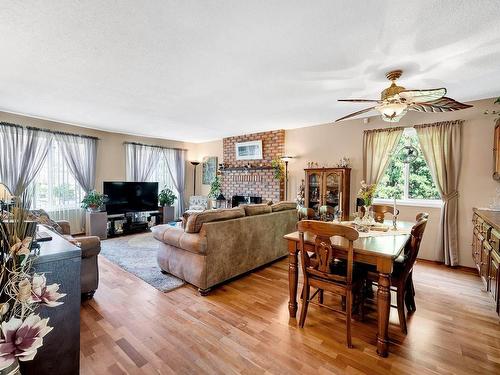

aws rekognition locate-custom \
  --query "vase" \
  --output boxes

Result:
[362,205,374,222]
[0,359,20,375]
[87,206,100,212]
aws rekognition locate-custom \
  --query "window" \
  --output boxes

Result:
[147,155,180,217]
[374,127,441,206]
[32,140,86,231]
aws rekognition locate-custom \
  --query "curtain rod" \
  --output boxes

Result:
[363,126,406,134]
[27,126,99,140]
[413,120,464,129]
[123,141,187,152]
[0,121,99,140]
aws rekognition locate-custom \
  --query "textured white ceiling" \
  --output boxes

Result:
[1,1,499,142]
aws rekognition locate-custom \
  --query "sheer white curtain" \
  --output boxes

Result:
[125,143,161,181]
[31,140,86,233]
[163,148,187,215]
[55,133,97,193]
[0,123,53,197]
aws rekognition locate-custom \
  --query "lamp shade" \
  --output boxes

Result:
[280,156,294,163]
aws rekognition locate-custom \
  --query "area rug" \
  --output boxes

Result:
[100,232,184,292]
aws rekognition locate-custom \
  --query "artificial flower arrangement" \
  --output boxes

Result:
[0,200,65,373]
[358,180,377,207]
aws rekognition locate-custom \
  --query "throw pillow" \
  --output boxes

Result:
[27,209,64,234]
[271,201,297,212]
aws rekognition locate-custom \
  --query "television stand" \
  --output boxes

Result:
[106,211,161,237]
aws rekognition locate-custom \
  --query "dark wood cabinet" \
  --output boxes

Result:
[472,209,500,316]
[21,227,81,375]
[304,168,351,221]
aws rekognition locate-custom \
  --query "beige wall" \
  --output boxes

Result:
[195,98,499,267]
[192,140,224,197]
[0,111,198,207]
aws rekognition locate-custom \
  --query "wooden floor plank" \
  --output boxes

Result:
[80,257,500,374]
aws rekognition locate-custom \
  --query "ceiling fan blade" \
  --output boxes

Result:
[335,107,376,122]
[408,97,473,113]
[338,99,381,103]
[398,88,447,103]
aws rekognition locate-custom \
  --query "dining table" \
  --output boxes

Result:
[283,220,413,357]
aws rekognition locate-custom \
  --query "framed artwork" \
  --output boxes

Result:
[494,120,500,180]
[235,140,263,160]
[202,156,218,185]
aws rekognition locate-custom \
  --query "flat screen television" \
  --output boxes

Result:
[103,182,159,214]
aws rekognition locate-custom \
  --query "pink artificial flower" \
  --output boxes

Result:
[30,274,66,307]
[0,314,52,370]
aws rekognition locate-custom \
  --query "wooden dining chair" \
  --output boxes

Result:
[371,204,400,223]
[298,220,365,348]
[367,216,428,334]
[415,212,429,221]
[298,207,316,220]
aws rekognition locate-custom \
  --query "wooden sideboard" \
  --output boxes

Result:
[304,167,351,221]
[472,208,500,316]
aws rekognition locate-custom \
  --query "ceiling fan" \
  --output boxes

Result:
[335,70,473,123]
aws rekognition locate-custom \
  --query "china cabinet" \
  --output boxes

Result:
[304,168,350,221]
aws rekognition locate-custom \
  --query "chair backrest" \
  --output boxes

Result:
[298,207,315,220]
[298,220,359,284]
[188,196,208,210]
[401,217,428,280]
[371,204,400,223]
[416,212,429,221]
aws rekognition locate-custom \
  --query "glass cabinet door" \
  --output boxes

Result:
[323,172,343,212]
[307,172,321,211]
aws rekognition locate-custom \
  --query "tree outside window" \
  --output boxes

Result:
[375,128,440,201]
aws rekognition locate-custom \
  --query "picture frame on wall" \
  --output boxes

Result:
[202,156,218,185]
[235,140,263,160]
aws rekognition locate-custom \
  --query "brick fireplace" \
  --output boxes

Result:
[220,130,285,203]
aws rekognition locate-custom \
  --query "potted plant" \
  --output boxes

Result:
[271,158,285,180]
[208,175,221,208]
[159,187,177,223]
[81,190,107,212]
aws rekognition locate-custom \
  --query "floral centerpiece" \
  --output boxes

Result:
[358,180,376,207]
[0,200,65,373]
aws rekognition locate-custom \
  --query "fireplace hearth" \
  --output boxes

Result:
[231,195,262,207]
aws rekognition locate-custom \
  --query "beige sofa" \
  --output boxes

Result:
[152,202,297,295]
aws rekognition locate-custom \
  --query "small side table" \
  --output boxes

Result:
[85,211,108,239]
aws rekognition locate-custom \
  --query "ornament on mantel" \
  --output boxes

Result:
[337,157,350,168]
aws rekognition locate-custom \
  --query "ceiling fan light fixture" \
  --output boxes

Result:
[376,103,408,122]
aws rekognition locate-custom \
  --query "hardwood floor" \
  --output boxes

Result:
[81,257,500,374]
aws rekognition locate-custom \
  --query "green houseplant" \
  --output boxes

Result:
[159,187,177,223]
[158,187,177,207]
[271,158,285,180]
[208,175,222,209]
[81,190,107,212]
[208,175,221,199]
